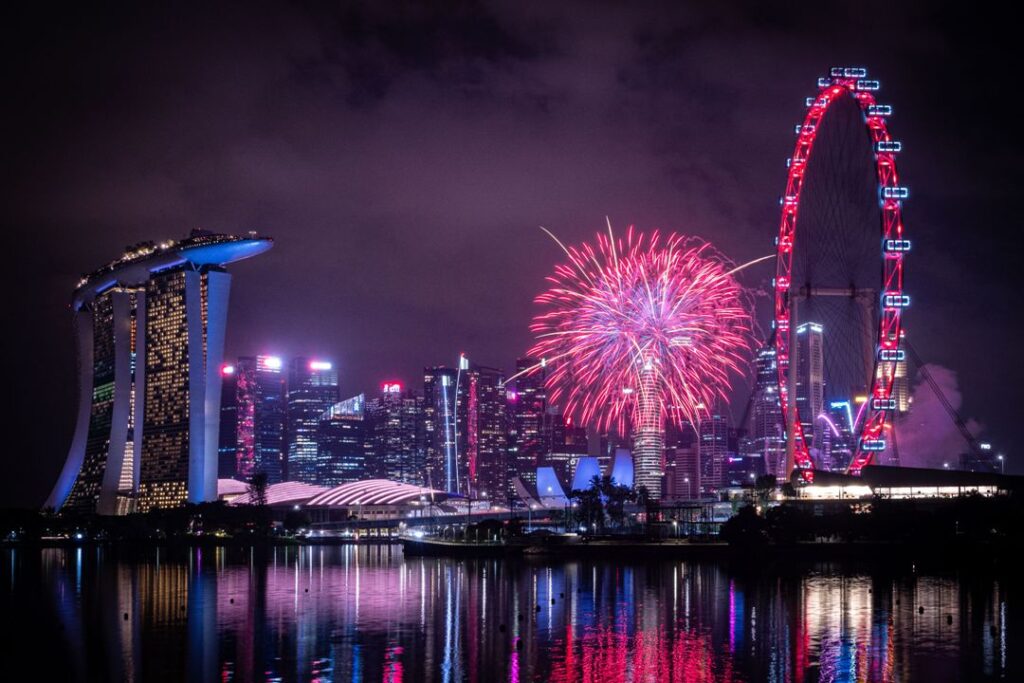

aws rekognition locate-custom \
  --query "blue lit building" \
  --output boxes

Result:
[423,366,461,493]
[47,230,272,513]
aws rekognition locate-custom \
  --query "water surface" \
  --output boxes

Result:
[1,545,1016,681]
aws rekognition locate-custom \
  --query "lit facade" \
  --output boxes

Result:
[750,346,787,478]
[795,322,825,455]
[632,358,665,499]
[235,355,287,484]
[510,357,546,488]
[365,383,425,485]
[664,420,698,500]
[287,358,339,483]
[47,230,272,513]
[472,365,508,500]
[318,394,366,485]
[423,366,460,493]
[698,411,730,494]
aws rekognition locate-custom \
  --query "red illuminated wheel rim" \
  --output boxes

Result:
[773,67,908,479]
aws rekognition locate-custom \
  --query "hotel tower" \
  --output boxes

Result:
[46,230,272,514]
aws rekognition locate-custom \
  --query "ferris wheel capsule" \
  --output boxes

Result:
[882,186,909,200]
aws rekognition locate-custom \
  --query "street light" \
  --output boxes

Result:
[997,454,1005,474]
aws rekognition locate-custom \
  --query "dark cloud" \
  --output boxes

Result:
[5,1,1022,506]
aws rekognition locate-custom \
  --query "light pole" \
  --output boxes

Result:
[998,454,1005,474]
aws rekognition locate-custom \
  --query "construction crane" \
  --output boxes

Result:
[903,338,986,458]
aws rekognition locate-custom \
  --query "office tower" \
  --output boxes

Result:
[218,364,238,478]
[318,394,366,485]
[632,358,665,499]
[750,345,787,478]
[47,230,272,514]
[664,420,698,500]
[365,382,425,484]
[795,322,825,453]
[473,365,508,500]
[235,355,287,484]
[423,366,460,493]
[698,411,730,494]
[510,357,547,488]
[286,358,339,483]
[820,400,855,471]
[543,413,589,488]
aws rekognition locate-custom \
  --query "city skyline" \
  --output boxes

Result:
[7,3,1021,509]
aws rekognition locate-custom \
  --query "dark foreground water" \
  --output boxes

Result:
[1,545,1018,682]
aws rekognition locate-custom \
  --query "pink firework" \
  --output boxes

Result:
[527,225,755,434]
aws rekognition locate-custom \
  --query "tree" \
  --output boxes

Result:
[248,472,269,507]
[754,474,777,505]
[720,504,768,546]
[571,477,605,533]
[600,476,633,528]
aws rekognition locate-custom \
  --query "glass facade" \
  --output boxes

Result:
[286,358,339,483]
[318,394,366,485]
[510,357,546,489]
[234,356,286,484]
[365,385,425,485]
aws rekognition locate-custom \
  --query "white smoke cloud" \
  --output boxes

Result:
[894,364,983,469]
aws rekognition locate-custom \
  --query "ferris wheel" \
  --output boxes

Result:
[773,67,909,479]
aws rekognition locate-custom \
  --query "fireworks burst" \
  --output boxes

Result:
[526,224,756,434]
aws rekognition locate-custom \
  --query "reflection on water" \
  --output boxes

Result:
[0,545,1016,681]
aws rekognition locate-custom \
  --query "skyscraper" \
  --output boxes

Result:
[472,365,508,499]
[698,411,730,494]
[632,357,665,499]
[820,400,855,471]
[318,394,366,485]
[218,363,238,479]
[510,357,547,488]
[235,355,287,484]
[750,345,787,478]
[47,230,272,514]
[365,382,425,484]
[795,322,825,455]
[664,420,699,500]
[287,358,339,483]
[423,366,460,493]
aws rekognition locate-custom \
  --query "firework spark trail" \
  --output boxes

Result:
[527,225,756,435]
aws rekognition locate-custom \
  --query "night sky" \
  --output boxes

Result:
[7,2,1022,507]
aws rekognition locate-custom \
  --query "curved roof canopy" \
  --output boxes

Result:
[306,480,449,507]
[217,478,250,497]
[229,481,328,507]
